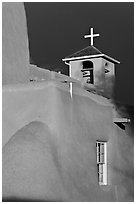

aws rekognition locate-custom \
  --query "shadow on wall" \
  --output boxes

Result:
[2,196,62,202]
[114,101,134,137]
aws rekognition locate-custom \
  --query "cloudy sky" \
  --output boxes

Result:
[24,2,134,106]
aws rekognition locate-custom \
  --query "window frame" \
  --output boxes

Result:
[96,141,108,185]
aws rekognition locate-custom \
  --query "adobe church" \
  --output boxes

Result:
[2,2,133,202]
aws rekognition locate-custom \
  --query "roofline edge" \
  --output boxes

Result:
[103,54,120,64]
[62,54,120,64]
[62,54,104,62]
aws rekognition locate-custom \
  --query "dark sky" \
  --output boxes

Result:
[24,2,134,106]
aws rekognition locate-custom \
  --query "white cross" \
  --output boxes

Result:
[84,28,100,46]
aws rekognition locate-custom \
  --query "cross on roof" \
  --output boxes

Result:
[84,28,100,46]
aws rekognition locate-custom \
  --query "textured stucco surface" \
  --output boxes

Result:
[2,2,29,85]
[2,81,133,201]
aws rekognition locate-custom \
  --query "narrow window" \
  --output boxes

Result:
[82,61,94,84]
[105,62,110,73]
[96,141,107,185]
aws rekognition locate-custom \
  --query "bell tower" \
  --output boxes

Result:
[62,28,120,99]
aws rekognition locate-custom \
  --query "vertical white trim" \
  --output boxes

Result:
[64,61,73,98]
[103,142,107,185]
[69,63,71,77]
[69,64,73,98]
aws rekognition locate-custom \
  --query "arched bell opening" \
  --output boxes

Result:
[82,60,94,84]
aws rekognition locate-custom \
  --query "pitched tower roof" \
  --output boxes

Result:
[62,45,120,64]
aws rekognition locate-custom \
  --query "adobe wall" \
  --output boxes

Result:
[2,2,29,85]
[2,81,133,201]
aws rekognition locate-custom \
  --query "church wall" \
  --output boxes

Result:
[91,57,105,88]
[70,60,84,82]
[2,3,29,85]
[29,65,52,81]
[102,58,115,98]
[107,124,133,201]
[2,81,133,201]
[70,58,105,86]
[70,58,105,95]
[29,65,81,85]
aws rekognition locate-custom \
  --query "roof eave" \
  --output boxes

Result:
[103,54,120,64]
[62,54,120,64]
[62,54,104,62]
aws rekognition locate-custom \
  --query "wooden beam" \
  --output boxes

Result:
[113,118,131,123]
[81,68,93,71]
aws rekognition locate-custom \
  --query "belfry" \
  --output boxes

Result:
[62,28,120,99]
